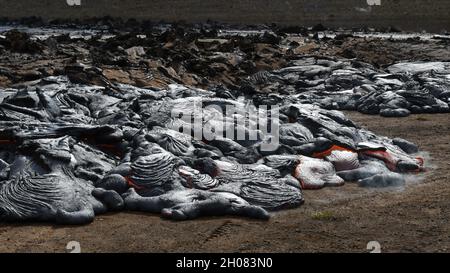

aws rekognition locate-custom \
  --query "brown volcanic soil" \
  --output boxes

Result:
[0,112,449,253]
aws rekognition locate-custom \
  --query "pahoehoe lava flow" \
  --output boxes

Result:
[0,74,427,224]
[1,24,446,224]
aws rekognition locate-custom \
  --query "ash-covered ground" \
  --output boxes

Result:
[0,21,449,252]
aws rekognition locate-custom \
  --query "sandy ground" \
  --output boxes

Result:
[0,112,449,253]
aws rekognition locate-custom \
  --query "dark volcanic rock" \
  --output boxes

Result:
[2,30,42,54]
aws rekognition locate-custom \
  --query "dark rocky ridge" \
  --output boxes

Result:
[0,0,449,32]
